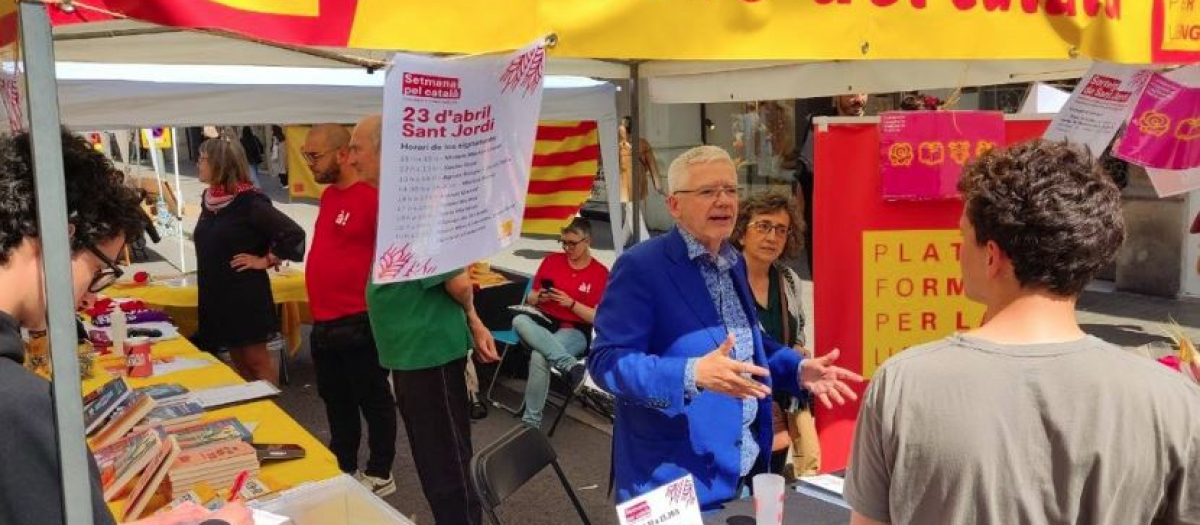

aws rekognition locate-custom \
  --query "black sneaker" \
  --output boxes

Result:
[567,363,588,393]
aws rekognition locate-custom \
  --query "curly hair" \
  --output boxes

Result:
[957,139,1125,296]
[0,130,146,265]
[731,189,805,261]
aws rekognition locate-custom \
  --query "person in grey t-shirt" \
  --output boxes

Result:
[846,140,1200,525]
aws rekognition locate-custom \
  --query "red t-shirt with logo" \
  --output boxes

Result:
[531,252,609,325]
[306,182,378,322]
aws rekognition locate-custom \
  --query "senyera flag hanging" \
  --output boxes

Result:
[3,0,1197,64]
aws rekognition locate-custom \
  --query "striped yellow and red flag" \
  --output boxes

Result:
[523,120,598,236]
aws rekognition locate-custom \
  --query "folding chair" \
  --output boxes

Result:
[486,279,534,414]
[470,424,592,525]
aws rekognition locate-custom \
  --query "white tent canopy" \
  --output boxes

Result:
[52,62,627,249]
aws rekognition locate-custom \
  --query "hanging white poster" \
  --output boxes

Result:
[1043,62,1150,157]
[373,41,545,283]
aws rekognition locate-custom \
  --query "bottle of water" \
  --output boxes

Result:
[110,308,127,356]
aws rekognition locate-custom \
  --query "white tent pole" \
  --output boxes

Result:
[19,4,96,524]
[171,127,186,273]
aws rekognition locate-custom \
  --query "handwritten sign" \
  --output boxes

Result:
[373,41,545,284]
[616,475,702,525]
[861,230,985,379]
[1116,72,1200,170]
[879,111,1004,201]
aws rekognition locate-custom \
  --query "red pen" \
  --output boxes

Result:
[228,470,250,502]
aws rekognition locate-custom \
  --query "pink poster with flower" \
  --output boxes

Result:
[1115,73,1200,170]
[879,111,1005,201]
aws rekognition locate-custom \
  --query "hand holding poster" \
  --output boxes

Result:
[373,42,545,283]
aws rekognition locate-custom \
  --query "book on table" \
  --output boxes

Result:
[169,418,254,450]
[91,392,158,449]
[135,383,194,406]
[83,377,132,436]
[166,440,260,500]
[123,435,182,521]
[134,401,205,433]
[93,426,166,501]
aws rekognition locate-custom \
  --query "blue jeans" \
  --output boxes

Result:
[512,314,587,428]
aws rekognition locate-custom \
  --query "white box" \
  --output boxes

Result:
[250,474,415,525]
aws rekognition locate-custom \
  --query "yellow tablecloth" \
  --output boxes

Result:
[83,337,339,518]
[108,271,309,356]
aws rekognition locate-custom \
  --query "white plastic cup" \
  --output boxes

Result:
[753,473,785,525]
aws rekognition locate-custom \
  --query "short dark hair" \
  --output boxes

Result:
[957,139,1125,296]
[561,217,591,238]
[0,129,146,265]
[732,189,805,261]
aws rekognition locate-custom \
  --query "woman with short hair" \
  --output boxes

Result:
[195,138,305,385]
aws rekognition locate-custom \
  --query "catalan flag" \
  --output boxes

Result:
[523,120,599,235]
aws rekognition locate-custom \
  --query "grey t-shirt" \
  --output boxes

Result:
[845,334,1200,525]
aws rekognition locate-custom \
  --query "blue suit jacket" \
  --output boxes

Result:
[589,228,805,510]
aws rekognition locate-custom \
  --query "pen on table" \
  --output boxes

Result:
[228,470,250,502]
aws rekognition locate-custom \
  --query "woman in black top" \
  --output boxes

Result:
[732,189,817,479]
[195,138,304,385]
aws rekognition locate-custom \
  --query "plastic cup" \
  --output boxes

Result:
[753,473,785,525]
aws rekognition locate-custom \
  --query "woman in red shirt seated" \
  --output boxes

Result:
[513,218,609,429]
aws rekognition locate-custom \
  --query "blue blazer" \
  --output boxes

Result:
[589,228,805,510]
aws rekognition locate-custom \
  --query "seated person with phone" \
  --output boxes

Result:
[510,218,610,430]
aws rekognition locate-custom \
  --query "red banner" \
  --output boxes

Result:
[812,118,1050,473]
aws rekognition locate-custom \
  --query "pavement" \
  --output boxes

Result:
[119,158,1200,525]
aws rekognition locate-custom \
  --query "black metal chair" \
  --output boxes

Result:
[470,424,593,525]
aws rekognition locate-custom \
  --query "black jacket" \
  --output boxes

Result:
[0,311,117,525]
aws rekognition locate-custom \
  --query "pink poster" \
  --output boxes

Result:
[1115,73,1200,170]
[879,111,1005,201]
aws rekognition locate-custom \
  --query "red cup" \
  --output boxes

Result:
[124,337,153,378]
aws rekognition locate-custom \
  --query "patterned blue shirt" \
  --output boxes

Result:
[679,228,760,477]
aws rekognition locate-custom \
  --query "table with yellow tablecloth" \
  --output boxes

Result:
[83,337,339,518]
[108,270,309,356]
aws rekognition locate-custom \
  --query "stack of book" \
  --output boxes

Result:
[135,401,205,433]
[166,440,260,500]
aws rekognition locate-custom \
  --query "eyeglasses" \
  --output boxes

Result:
[560,238,589,249]
[86,244,124,293]
[749,220,790,237]
[302,150,335,164]
[672,186,739,201]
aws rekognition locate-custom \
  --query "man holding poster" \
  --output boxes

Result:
[357,114,500,525]
[845,141,1200,525]
[589,145,862,510]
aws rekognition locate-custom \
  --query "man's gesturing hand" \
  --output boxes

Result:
[799,348,864,409]
[695,334,771,399]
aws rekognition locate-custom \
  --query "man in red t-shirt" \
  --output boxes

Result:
[514,217,610,429]
[302,124,397,496]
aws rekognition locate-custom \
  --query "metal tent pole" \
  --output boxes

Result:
[19,2,94,524]
[629,63,642,245]
[171,127,186,273]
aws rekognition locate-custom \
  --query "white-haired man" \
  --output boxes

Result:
[589,145,862,509]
